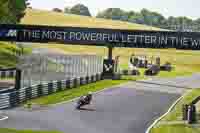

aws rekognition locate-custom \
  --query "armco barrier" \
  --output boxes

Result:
[0,93,10,109]
[0,73,102,109]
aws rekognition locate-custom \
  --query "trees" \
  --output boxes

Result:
[70,4,91,16]
[0,0,10,24]
[140,9,166,27]
[97,8,127,21]
[0,0,29,24]
[127,12,144,24]
[64,4,91,16]
[15,0,29,22]
[0,0,29,56]
[166,16,194,30]
[64,7,70,14]
[96,7,200,31]
[52,8,63,13]
[97,8,167,26]
[193,18,200,31]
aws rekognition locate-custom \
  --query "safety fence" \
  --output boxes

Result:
[0,53,104,109]
[0,68,16,79]
[0,73,102,109]
[18,54,103,88]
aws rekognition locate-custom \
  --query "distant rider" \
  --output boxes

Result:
[84,91,93,104]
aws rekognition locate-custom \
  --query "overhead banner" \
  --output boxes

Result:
[0,24,200,50]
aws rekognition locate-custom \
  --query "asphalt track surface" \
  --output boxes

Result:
[1,74,200,133]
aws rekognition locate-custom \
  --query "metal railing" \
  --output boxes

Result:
[0,73,102,109]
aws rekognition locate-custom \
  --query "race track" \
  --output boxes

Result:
[1,74,200,133]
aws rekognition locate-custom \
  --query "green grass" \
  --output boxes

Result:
[0,77,14,80]
[28,79,128,105]
[151,124,200,133]
[0,42,32,68]
[121,75,146,81]
[22,9,162,31]
[0,128,61,133]
[158,67,193,78]
[151,88,200,133]
[0,42,21,68]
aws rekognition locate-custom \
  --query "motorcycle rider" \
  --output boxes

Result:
[84,91,93,104]
[76,91,93,109]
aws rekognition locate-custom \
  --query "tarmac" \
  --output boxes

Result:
[2,74,200,133]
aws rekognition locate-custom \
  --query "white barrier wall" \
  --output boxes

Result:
[19,54,103,88]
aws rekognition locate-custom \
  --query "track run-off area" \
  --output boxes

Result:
[1,74,200,133]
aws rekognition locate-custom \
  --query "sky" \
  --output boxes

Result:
[30,0,200,19]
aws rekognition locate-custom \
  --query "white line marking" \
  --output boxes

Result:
[145,90,191,133]
[0,116,8,121]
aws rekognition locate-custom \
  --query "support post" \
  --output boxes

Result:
[108,45,113,61]
[15,69,21,90]
[102,45,115,79]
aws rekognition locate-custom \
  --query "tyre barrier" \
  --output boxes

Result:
[0,73,102,109]
[182,104,197,124]
[0,68,16,79]
[187,104,196,124]
[120,69,140,76]
[160,64,172,72]
[145,65,160,76]
[182,96,200,124]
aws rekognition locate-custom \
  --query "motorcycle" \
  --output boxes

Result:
[76,95,92,109]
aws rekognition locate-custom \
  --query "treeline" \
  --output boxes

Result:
[96,8,200,31]
[53,4,91,17]
[53,4,200,31]
[1,1,200,31]
[0,0,30,24]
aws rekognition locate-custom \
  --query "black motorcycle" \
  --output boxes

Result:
[76,95,92,109]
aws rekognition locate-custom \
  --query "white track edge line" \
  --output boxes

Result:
[0,116,8,121]
[145,90,191,133]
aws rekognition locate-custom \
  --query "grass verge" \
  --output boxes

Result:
[151,124,200,133]
[0,42,32,68]
[157,68,193,78]
[22,9,161,30]
[0,77,14,80]
[151,88,200,133]
[0,128,61,133]
[28,79,128,105]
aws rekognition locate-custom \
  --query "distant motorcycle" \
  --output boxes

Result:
[76,92,93,109]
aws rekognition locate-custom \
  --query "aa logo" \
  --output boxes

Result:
[104,64,113,72]
[6,30,17,37]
